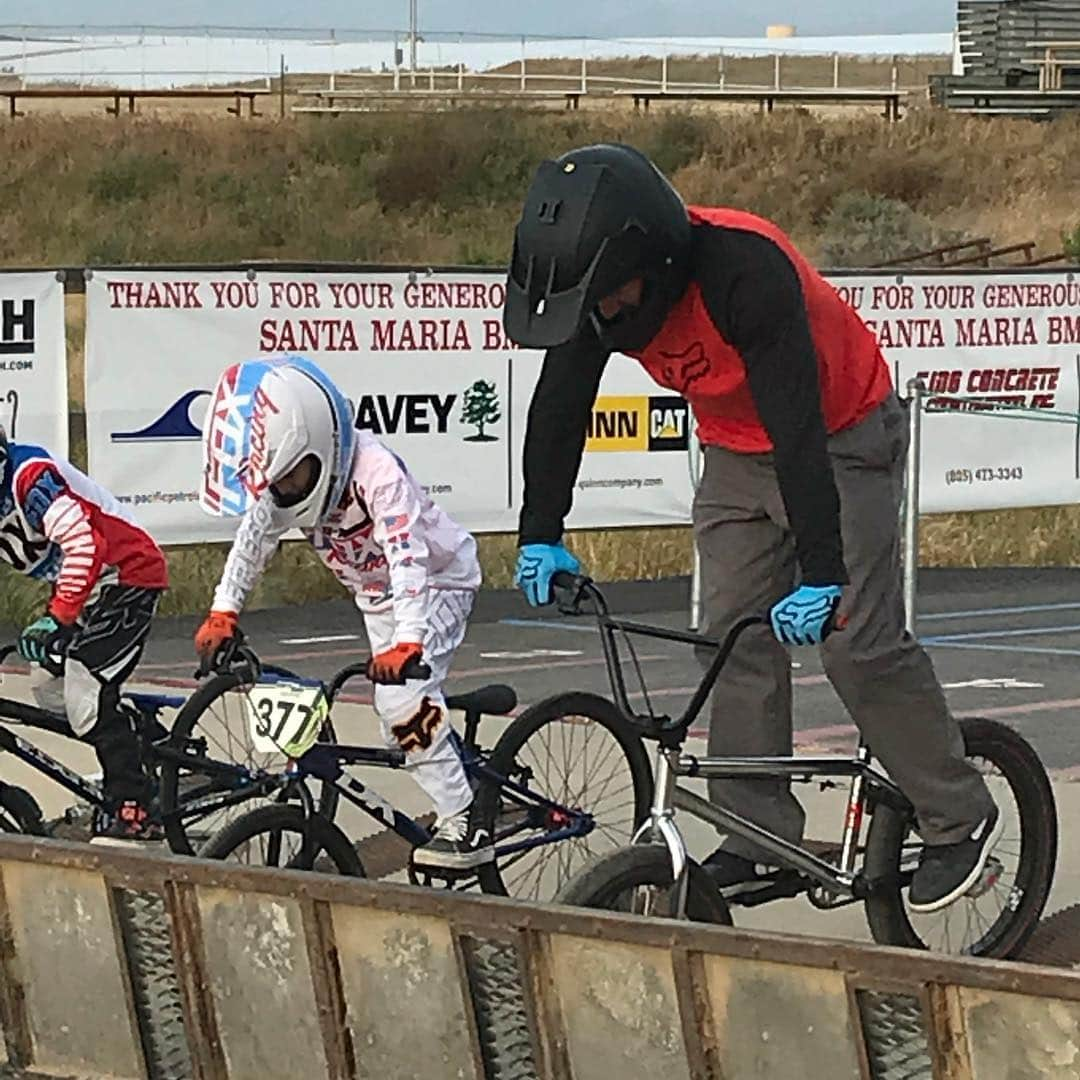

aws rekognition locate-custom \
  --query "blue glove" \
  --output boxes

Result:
[769,585,843,646]
[515,543,581,607]
[18,614,69,664]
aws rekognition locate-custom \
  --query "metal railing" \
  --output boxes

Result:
[0,24,949,94]
[0,833,1077,1079]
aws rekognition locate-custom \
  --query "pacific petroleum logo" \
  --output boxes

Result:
[110,389,210,443]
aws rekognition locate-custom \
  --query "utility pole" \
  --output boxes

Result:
[409,0,418,86]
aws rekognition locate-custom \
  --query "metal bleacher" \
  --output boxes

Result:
[933,0,1080,116]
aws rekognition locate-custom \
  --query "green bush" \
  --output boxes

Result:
[1062,222,1080,264]
[87,150,181,204]
[640,110,708,176]
[818,191,937,268]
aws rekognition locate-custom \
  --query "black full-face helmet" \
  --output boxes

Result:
[503,143,692,353]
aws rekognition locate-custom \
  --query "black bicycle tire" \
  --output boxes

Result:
[863,716,1057,958]
[473,691,653,899]
[0,783,46,835]
[199,803,365,877]
[555,843,733,925]
[159,670,339,855]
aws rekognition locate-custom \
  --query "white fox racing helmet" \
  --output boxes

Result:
[201,355,355,530]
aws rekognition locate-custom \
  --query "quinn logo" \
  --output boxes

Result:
[586,396,689,453]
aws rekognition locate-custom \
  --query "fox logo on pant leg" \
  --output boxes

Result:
[390,697,444,753]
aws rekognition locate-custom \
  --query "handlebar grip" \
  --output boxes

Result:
[195,631,258,681]
[551,570,579,590]
[401,656,432,681]
[41,652,66,679]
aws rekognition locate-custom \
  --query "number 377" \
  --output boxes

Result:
[254,697,312,742]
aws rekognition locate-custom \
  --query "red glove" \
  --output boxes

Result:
[194,610,239,658]
[367,642,424,685]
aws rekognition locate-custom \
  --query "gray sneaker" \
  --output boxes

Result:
[908,807,1002,913]
[700,849,778,897]
[411,809,494,871]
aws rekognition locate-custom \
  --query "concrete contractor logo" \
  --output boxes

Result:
[586,396,689,453]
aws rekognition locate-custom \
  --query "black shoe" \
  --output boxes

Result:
[90,801,165,847]
[699,849,778,897]
[908,806,1002,913]
[411,809,494,871]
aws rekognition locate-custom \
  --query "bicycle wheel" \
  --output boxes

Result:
[159,671,338,855]
[200,804,365,877]
[473,692,652,901]
[864,716,1056,958]
[0,784,45,835]
[556,844,732,924]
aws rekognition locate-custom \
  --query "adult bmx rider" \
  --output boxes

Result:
[502,142,999,913]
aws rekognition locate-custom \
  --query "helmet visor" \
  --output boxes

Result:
[270,454,322,509]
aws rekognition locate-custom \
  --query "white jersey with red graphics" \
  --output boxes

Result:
[212,430,480,643]
[0,444,168,624]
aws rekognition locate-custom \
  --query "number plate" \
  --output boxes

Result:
[245,681,329,758]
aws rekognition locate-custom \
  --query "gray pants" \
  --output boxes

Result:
[693,394,993,858]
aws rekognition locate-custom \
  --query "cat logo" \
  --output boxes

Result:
[586,396,688,452]
[646,396,689,451]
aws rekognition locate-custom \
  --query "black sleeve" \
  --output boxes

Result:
[517,332,609,545]
[697,229,847,585]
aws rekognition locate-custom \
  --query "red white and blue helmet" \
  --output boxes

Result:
[200,355,354,530]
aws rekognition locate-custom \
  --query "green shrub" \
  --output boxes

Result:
[1062,222,1080,264]
[87,150,181,204]
[640,110,708,176]
[819,191,937,268]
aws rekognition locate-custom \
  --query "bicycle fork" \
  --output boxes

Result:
[631,748,691,918]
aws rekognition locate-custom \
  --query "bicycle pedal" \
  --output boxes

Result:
[408,863,473,888]
[728,871,810,908]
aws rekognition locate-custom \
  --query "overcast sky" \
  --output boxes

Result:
[2,1,956,37]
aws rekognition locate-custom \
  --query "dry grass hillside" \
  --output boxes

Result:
[0,105,1077,621]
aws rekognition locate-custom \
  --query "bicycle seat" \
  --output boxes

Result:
[445,685,517,717]
[125,691,186,715]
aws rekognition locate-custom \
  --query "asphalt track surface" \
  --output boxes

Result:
[3,567,1080,955]
[117,565,1080,778]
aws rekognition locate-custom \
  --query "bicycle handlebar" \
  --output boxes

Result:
[326,655,431,701]
[551,571,609,617]
[0,642,65,678]
[548,571,768,743]
[196,632,263,681]
[197,634,432,700]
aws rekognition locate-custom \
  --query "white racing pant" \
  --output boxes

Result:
[364,588,474,820]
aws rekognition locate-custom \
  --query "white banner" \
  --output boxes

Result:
[86,266,1080,544]
[84,269,693,543]
[0,272,67,455]
[832,272,1080,512]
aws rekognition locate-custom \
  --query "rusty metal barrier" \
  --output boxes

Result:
[0,835,1077,1080]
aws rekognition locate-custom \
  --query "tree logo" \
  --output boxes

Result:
[460,379,501,442]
